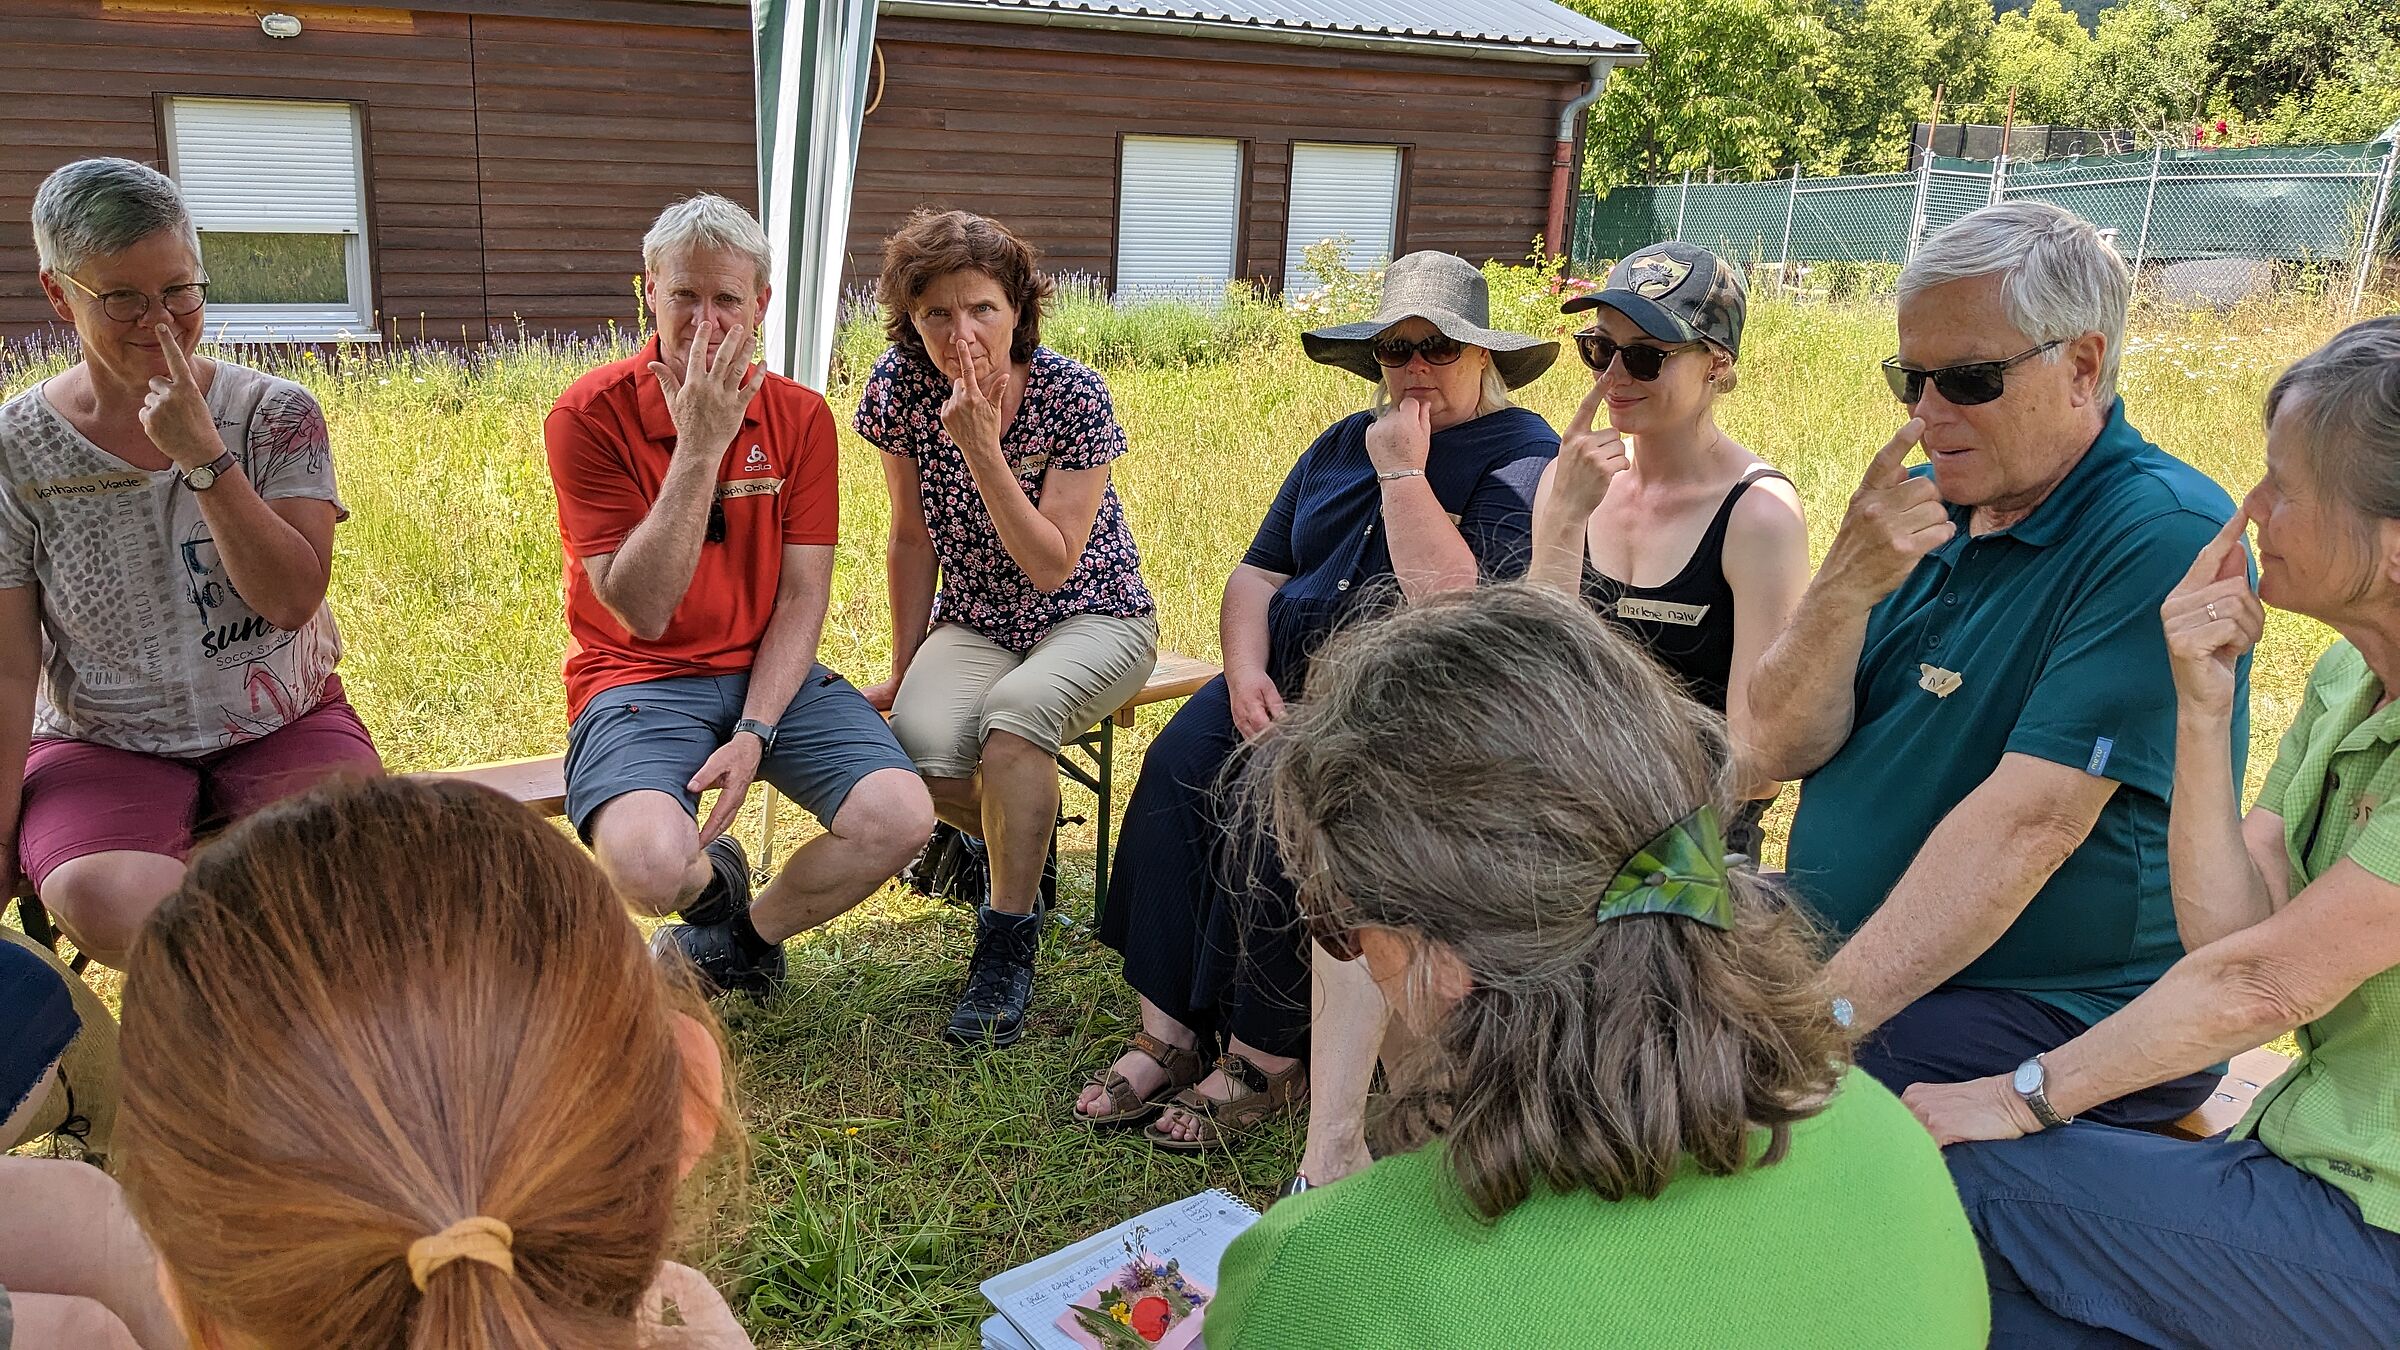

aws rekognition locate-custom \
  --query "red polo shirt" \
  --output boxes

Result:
[544,336,839,721]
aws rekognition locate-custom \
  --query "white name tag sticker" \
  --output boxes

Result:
[22,471,153,503]
[1615,598,1711,627]
[717,478,783,500]
[1919,664,1964,698]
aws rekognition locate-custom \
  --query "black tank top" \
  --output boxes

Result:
[1580,466,1789,714]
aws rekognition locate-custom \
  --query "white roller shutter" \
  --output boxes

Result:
[166,98,363,236]
[1115,136,1241,303]
[1283,143,1402,296]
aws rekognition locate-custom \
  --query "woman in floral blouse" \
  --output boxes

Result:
[855,210,1157,1049]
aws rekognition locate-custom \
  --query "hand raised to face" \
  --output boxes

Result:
[649,316,765,458]
[1550,380,1633,517]
[1364,393,1433,477]
[939,333,1009,459]
[2160,508,2260,721]
[138,322,225,470]
[1818,418,1952,608]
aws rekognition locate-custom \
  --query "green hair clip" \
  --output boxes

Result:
[1596,803,1736,930]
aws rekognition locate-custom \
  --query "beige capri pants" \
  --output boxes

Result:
[889,613,1160,779]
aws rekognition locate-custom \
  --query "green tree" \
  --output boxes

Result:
[2196,0,2400,117]
[1804,0,1996,172]
[2073,0,2216,131]
[1568,0,1827,188]
[1979,0,2089,125]
[2244,34,2400,141]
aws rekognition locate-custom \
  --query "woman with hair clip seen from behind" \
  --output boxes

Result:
[113,775,752,1350]
[1207,584,1987,1348]
[1529,243,1808,861]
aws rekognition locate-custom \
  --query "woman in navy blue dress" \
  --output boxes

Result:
[1074,252,1560,1150]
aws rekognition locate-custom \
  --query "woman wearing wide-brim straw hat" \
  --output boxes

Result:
[1074,251,1562,1162]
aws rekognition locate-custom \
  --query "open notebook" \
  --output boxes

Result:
[979,1188,1260,1350]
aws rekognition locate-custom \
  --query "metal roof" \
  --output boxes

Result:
[877,0,1644,61]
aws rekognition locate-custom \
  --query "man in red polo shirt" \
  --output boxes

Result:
[545,194,932,996]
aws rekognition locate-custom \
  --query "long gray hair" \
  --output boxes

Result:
[1255,583,1848,1219]
[2266,317,2400,599]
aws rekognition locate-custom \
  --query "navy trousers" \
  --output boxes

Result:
[1946,1123,2400,1348]
[1858,985,2217,1129]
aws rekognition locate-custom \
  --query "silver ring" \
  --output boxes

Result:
[2206,602,2221,622]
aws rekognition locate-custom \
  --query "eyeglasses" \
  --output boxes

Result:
[54,270,208,325]
[705,500,726,544]
[1575,332,1699,381]
[1371,334,1465,368]
[1881,340,2064,407]
[1304,904,1364,963]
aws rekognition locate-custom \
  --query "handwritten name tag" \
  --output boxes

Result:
[1918,664,1964,698]
[22,471,153,503]
[718,478,783,500]
[1615,598,1711,627]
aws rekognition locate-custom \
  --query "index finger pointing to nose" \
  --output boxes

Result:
[1567,380,1606,438]
[1863,418,1927,489]
[155,323,193,381]
[2182,506,2250,586]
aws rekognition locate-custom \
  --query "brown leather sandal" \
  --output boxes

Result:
[1146,1051,1308,1153]
[1078,1031,1208,1128]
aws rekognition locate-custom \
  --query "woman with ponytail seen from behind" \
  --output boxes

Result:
[114,775,753,1350]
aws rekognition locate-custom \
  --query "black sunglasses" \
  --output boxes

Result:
[1575,332,1699,381]
[1881,340,2064,407]
[1371,334,1465,368]
[705,500,726,544]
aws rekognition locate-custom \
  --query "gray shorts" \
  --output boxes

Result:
[563,666,917,840]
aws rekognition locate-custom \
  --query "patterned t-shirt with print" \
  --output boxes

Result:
[854,345,1154,653]
[0,361,347,756]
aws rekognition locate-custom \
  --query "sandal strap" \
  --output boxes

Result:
[1131,1031,1203,1082]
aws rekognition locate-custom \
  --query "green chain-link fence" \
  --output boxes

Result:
[1573,137,2400,309]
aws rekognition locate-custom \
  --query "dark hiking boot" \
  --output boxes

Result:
[651,916,787,1000]
[676,836,752,929]
[944,905,1040,1048]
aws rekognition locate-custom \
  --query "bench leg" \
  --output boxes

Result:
[1092,717,1114,924]
[12,892,89,976]
[751,785,781,885]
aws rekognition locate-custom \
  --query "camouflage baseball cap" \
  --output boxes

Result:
[1563,242,1746,359]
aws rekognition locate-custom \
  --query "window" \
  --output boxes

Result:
[163,96,375,341]
[1114,135,1241,303]
[1283,143,1403,298]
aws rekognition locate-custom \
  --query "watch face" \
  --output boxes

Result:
[187,465,216,489]
[2012,1058,2044,1094]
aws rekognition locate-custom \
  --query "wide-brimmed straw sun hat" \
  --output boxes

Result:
[1301,250,1559,389]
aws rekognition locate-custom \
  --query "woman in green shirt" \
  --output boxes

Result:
[1207,583,1988,1349]
[1908,318,2400,1347]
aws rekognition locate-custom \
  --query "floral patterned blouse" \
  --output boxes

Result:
[855,345,1153,652]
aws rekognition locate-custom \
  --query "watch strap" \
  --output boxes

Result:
[2019,1055,2074,1130]
[733,718,778,751]
[184,449,237,489]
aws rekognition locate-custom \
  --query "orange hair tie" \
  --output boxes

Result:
[407,1216,515,1291]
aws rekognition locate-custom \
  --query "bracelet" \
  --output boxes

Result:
[1375,468,1426,483]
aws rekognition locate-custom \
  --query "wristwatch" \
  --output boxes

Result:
[733,718,779,753]
[2012,1054,2075,1130]
[182,450,237,491]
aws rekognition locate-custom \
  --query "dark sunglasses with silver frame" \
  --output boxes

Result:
[1881,339,2064,407]
[1370,333,1466,369]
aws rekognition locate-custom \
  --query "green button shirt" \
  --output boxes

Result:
[1786,402,2249,1026]
[2238,641,2400,1234]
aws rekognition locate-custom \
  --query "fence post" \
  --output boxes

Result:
[1778,164,1800,284]
[1989,149,2008,205]
[2351,132,2400,315]
[2131,142,2164,288]
[1676,168,1692,241]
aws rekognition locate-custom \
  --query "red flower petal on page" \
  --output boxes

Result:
[1131,1295,1171,1341]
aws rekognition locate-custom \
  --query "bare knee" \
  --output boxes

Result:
[834,769,936,876]
[12,1292,144,1350]
[41,853,183,968]
[590,800,703,917]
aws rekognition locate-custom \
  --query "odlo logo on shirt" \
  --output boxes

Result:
[744,445,769,472]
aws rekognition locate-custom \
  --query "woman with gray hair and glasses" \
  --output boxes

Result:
[1908,318,2400,1348]
[1204,582,1986,1347]
[1,157,380,969]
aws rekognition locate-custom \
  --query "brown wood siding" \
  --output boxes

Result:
[849,17,1588,296]
[0,1,752,343]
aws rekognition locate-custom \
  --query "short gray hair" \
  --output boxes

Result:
[2267,319,2400,586]
[642,194,772,293]
[1900,200,2132,398]
[32,157,200,278]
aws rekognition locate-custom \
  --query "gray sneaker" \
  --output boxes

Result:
[651,917,786,1000]
[677,836,751,929]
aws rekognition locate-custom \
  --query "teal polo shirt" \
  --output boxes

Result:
[1785,400,2249,1026]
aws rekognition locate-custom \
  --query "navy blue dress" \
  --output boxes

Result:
[1099,406,1557,1057]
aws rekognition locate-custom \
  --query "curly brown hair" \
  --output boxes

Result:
[877,208,1054,364]
[1256,583,1852,1221]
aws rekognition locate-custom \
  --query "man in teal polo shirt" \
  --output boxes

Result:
[1749,201,2249,1128]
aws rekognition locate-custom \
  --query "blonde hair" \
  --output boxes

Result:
[118,776,730,1350]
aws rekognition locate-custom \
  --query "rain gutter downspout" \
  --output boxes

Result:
[1546,59,1613,263]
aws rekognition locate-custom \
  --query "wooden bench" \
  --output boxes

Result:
[427,651,1217,916]
[2163,1046,2295,1140]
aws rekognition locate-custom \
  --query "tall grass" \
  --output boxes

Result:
[0,291,2376,1348]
